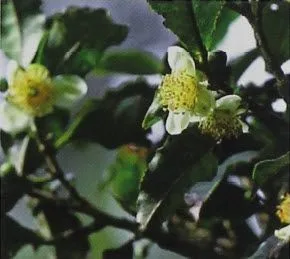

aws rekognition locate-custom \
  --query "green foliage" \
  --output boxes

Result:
[98,50,164,75]
[38,7,128,75]
[0,0,45,66]
[252,151,290,187]
[137,130,216,231]
[105,145,148,214]
[103,240,133,259]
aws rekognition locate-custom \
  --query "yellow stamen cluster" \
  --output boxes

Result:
[8,65,54,117]
[276,193,290,224]
[199,110,242,140]
[158,72,198,111]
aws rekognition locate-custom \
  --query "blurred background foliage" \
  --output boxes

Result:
[0,0,289,258]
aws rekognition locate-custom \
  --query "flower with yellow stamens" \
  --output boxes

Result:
[143,46,215,135]
[0,61,87,134]
[195,95,248,140]
[275,194,290,243]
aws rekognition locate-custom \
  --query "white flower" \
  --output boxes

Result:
[195,95,248,140]
[275,225,290,243]
[143,46,215,135]
[0,61,87,134]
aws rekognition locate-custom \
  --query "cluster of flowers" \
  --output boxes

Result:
[0,61,87,134]
[143,46,248,140]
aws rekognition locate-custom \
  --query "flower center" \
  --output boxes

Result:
[199,109,242,140]
[158,72,198,112]
[8,67,54,117]
[276,193,290,224]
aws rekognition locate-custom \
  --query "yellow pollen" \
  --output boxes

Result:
[276,193,290,224]
[199,110,242,140]
[158,72,198,111]
[8,65,54,117]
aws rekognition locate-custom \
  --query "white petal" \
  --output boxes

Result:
[216,95,242,111]
[190,115,202,123]
[167,46,195,75]
[6,60,19,86]
[0,101,31,134]
[165,111,190,135]
[275,225,290,242]
[241,121,249,133]
[53,75,87,108]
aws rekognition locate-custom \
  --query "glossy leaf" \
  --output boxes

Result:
[1,0,45,66]
[40,7,128,75]
[99,50,164,75]
[252,152,290,187]
[137,129,216,231]
[103,240,133,259]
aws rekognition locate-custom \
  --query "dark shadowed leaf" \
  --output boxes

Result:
[1,0,45,66]
[55,81,154,149]
[99,50,164,75]
[1,215,42,259]
[39,7,128,75]
[252,152,290,187]
[136,129,217,231]
[103,240,133,259]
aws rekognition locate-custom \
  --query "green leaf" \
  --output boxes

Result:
[248,235,288,259]
[1,215,42,258]
[99,50,164,75]
[252,152,290,187]
[148,1,237,54]
[103,240,133,259]
[136,130,216,231]
[262,2,290,66]
[106,145,148,214]
[56,80,154,149]
[0,0,45,66]
[40,7,128,75]
[1,169,32,213]
[39,204,90,259]
[229,48,259,84]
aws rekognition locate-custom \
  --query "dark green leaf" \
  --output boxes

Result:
[99,50,164,75]
[137,129,216,231]
[1,169,32,213]
[56,81,154,149]
[248,235,288,259]
[41,7,128,75]
[252,152,290,187]
[229,48,259,84]
[106,145,148,214]
[262,2,290,66]
[40,204,90,259]
[103,240,133,259]
[1,215,42,258]
[0,130,13,155]
[0,0,45,66]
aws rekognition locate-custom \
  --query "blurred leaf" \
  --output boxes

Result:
[1,215,42,259]
[1,0,45,66]
[185,151,259,220]
[137,129,216,231]
[148,1,237,54]
[1,169,32,213]
[248,235,289,259]
[0,130,13,155]
[103,240,133,259]
[56,80,154,149]
[252,152,290,187]
[40,7,128,75]
[40,204,90,259]
[262,2,290,66]
[106,145,148,214]
[229,48,259,84]
[99,50,164,75]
